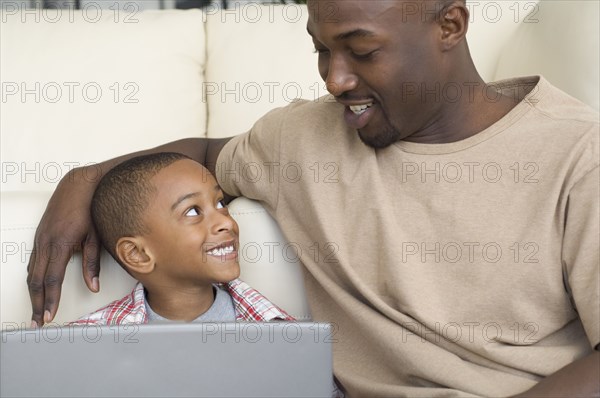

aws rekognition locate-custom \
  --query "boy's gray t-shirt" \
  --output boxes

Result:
[145,286,236,322]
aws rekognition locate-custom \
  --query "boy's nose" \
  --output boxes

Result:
[209,211,237,235]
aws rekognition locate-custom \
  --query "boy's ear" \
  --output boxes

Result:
[116,237,155,274]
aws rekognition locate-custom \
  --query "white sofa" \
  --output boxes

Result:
[1,1,599,329]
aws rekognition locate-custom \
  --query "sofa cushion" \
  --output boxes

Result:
[0,9,207,192]
[228,197,311,321]
[204,4,323,138]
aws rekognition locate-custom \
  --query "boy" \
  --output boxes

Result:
[71,152,293,325]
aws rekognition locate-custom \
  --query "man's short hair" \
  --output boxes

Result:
[91,152,192,262]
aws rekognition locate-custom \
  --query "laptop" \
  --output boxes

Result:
[1,322,335,397]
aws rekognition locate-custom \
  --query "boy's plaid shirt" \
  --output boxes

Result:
[70,279,294,325]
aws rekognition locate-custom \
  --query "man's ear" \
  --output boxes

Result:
[116,237,155,275]
[438,1,469,51]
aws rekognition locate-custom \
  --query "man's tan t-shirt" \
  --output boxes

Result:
[216,76,599,397]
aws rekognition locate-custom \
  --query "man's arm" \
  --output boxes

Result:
[515,349,599,397]
[27,137,232,327]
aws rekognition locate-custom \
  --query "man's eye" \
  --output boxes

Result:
[216,200,226,209]
[313,48,329,54]
[185,207,201,217]
[351,50,377,60]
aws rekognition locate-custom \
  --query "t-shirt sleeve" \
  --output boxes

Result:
[215,106,288,210]
[562,165,600,349]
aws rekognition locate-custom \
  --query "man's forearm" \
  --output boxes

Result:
[515,350,599,397]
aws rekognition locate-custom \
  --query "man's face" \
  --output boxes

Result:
[141,159,240,288]
[307,0,446,148]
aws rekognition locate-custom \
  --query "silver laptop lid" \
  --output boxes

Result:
[1,322,335,397]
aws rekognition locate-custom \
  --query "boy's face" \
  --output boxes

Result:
[138,159,240,287]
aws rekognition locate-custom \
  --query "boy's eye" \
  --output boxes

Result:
[216,200,226,209]
[185,207,201,217]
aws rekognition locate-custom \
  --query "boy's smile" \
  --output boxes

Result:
[205,239,237,260]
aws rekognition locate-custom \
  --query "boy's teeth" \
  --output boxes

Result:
[208,245,234,256]
[349,103,373,115]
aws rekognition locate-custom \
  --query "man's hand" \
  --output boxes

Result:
[27,167,101,327]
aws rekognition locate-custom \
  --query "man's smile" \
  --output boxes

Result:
[343,101,377,130]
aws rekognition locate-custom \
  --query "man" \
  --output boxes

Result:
[27,1,599,396]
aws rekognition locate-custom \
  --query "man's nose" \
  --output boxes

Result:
[324,55,358,97]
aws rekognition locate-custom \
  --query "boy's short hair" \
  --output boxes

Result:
[91,152,192,262]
